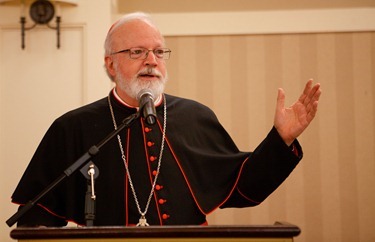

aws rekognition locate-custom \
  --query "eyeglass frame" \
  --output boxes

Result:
[111,47,172,60]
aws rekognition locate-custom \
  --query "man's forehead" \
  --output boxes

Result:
[112,21,164,47]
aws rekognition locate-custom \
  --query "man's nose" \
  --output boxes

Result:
[144,50,158,66]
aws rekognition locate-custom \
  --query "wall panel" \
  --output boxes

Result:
[0,24,86,239]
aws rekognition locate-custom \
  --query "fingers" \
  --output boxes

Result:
[294,79,321,124]
[300,79,321,108]
[276,88,285,112]
[299,79,313,105]
[308,83,321,111]
[306,86,321,123]
[306,100,319,123]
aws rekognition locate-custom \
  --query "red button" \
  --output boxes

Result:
[144,127,152,133]
[149,156,157,162]
[162,214,170,220]
[147,141,154,147]
[155,185,163,190]
[158,199,167,205]
[152,170,157,176]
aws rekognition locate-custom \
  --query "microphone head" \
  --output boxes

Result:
[136,88,157,125]
[137,88,154,101]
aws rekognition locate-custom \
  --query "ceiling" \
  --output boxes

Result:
[117,0,375,13]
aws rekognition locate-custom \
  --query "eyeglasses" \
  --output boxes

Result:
[111,47,171,60]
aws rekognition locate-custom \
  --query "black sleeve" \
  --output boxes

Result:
[16,205,67,227]
[221,127,302,208]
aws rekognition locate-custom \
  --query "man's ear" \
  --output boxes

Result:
[105,56,116,77]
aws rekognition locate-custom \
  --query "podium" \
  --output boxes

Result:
[10,222,300,242]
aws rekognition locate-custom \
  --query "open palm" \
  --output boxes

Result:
[274,79,321,146]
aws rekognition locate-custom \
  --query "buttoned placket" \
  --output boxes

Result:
[142,123,170,224]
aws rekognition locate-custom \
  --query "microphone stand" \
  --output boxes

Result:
[6,112,140,227]
[80,161,99,226]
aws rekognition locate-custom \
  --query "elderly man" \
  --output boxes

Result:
[11,12,321,227]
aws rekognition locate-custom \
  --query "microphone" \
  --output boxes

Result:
[137,89,157,125]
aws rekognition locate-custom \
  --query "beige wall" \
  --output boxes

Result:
[1,1,375,242]
[0,1,112,241]
[164,32,375,242]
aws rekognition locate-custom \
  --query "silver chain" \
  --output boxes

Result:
[107,93,167,225]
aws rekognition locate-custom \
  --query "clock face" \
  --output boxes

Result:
[29,0,55,24]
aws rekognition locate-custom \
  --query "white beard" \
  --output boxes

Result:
[115,66,168,99]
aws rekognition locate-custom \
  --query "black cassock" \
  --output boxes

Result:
[11,89,302,226]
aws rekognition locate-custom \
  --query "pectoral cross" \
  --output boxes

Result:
[136,215,149,226]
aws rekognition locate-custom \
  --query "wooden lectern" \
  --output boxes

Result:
[10,222,300,242]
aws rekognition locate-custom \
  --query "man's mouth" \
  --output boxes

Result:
[138,68,161,79]
[139,74,159,79]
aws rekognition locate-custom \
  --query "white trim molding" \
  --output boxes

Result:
[117,8,375,36]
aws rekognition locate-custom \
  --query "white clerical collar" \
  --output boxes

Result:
[112,88,163,109]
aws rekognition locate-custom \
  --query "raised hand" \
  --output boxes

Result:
[274,79,321,146]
